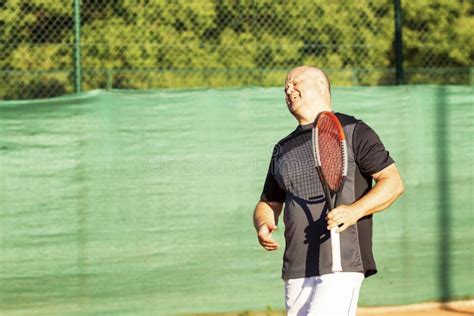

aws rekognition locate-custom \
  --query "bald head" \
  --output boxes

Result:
[284,66,332,124]
[287,66,331,96]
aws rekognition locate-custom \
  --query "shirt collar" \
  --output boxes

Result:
[296,122,313,131]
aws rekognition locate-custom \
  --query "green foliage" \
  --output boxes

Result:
[0,0,472,99]
[402,0,473,83]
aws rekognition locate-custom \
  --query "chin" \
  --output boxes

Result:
[288,102,301,113]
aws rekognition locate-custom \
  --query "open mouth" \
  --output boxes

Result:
[287,93,300,105]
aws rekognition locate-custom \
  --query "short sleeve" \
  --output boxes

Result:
[353,121,395,175]
[260,149,286,203]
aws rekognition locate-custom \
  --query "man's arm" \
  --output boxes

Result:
[327,163,404,233]
[253,201,283,251]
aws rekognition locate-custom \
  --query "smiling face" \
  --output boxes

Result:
[284,67,319,114]
[284,66,332,124]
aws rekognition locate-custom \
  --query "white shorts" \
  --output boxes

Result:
[284,272,364,316]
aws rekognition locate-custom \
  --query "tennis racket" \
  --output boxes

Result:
[312,111,348,272]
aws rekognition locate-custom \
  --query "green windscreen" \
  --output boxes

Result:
[0,86,472,315]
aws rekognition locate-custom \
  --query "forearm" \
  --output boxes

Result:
[327,164,404,232]
[253,201,282,231]
[352,164,404,219]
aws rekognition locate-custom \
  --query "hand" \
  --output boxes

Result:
[257,223,280,251]
[326,204,362,233]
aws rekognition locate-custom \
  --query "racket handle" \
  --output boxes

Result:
[330,227,343,272]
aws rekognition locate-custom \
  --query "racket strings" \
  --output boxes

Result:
[317,115,344,192]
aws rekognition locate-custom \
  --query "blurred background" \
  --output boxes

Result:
[0,0,472,100]
[0,1,473,315]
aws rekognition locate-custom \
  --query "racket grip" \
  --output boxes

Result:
[330,227,343,272]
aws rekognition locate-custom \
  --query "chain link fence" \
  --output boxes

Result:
[0,0,472,100]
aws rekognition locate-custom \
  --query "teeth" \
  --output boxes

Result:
[286,94,299,103]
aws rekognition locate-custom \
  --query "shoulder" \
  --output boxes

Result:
[334,112,361,127]
[275,127,302,147]
[335,112,378,138]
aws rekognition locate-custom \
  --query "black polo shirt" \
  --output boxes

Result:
[261,112,394,279]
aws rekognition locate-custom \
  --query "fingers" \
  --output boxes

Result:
[258,234,280,250]
[267,223,277,232]
[259,238,280,251]
[336,223,349,233]
[326,209,344,222]
[258,231,280,250]
[257,224,280,251]
[326,214,344,231]
[326,204,360,230]
[327,222,340,231]
[326,208,351,231]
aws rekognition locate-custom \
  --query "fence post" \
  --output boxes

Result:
[106,69,113,90]
[352,68,359,86]
[73,0,82,93]
[394,0,404,85]
[470,67,474,86]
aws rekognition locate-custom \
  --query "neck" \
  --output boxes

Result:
[296,116,316,125]
[294,104,332,125]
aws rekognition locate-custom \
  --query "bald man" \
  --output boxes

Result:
[253,66,404,315]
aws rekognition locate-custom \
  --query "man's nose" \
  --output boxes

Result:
[286,85,293,94]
